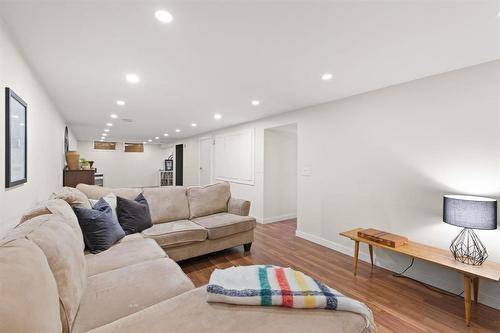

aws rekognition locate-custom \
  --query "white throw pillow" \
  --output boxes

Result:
[90,193,118,223]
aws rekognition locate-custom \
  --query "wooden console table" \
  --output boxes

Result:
[340,228,500,326]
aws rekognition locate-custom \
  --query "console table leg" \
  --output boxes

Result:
[368,244,374,268]
[464,275,472,326]
[353,241,360,276]
[473,277,479,304]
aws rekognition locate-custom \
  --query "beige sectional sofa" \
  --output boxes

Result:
[0,185,371,333]
[76,182,255,261]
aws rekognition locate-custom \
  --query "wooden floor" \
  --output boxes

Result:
[179,219,500,332]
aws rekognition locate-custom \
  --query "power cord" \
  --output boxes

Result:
[392,257,464,298]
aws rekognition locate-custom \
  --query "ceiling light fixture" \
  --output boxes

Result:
[110,114,118,119]
[214,113,222,120]
[191,123,197,127]
[155,10,173,23]
[148,139,153,142]
[104,129,110,132]
[126,73,140,84]
[106,122,113,127]
[155,136,159,140]
[175,129,181,133]
[321,73,333,81]
[164,133,169,137]
[102,133,107,137]
[143,141,146,144]
[251,100,260,106]
[116,100,125,106]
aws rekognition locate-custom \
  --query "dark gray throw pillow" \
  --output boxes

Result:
[73,198,126,253]
[116,193,153,234]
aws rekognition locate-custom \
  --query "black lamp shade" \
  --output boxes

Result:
[443,195,497,230]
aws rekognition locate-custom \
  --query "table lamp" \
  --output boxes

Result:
[443,195,497,265]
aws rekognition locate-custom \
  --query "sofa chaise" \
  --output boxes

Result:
[0,185,371,333]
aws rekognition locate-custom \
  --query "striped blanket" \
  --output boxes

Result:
[207,265,375,332]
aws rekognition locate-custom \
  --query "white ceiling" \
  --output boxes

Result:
[1,0,499,144]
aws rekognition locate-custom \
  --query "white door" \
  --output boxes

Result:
[199,137,212,185]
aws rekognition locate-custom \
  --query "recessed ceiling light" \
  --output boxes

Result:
[148,139,153,142]
[106,123,113,127]
[251,100,260,106]
[175,129,181,133]
[155,10,173,23]
[191,123,197,127]
[214,113,222,120]
[110,114,118,119]
[155,136,159,140]
[163,133,169,137]
[321,73,333,81]
[126,73,140,84]
[116,100,125,106]
[143,141,146,144]
[102,133,107,136]
[104,128,110,132]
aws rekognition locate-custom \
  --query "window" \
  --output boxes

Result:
[124,143,144,153]
[93,141,116,150]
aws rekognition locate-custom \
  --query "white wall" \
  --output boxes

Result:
[177,59,500,309]
[263,125,297,223]
[77,141,172,188]
[0,20,72,236]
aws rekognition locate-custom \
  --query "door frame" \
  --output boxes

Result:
[198,136,213,185]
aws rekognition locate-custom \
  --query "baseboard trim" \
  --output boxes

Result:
[262,213,297,224]
[295,229,500,310]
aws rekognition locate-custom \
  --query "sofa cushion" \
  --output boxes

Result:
[50,186,92,208]
[143,187,189,223]
[19,198,85,250]
[74,198,126,253]
[8,215,87,333]
[0,238,62,333]
[77,183,142,200]
[192,213,256,240]
[187,182,231,219]
[142,220,208,248]
[85,287,367,333]
[72,258,194,333]
[117,193,153,234]
[85,238,166,276]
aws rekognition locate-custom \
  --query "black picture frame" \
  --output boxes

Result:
[165,159,173,171]
[5,88,27,188]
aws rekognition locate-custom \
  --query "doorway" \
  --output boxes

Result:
[199,137,213,185]
[263,123,298,224]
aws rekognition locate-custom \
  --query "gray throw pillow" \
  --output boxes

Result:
[116,193,153,235]
[73,198,125,253]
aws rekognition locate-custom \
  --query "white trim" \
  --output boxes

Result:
[295,230,500,310]
[262,213,297,224]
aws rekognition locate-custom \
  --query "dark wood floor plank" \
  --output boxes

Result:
[178,219,500,333]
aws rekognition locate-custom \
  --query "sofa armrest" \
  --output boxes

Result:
[228,198,251,216]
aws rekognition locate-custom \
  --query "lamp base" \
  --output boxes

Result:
[450,228,488,266]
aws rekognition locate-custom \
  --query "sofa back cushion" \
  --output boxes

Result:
[143,187,189,223]
[0,238,62,333]
[9,215,87,333]
[187,182,231,219]
[50,186,92,209]
[19,198,85,250]
[76,183,142,200]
